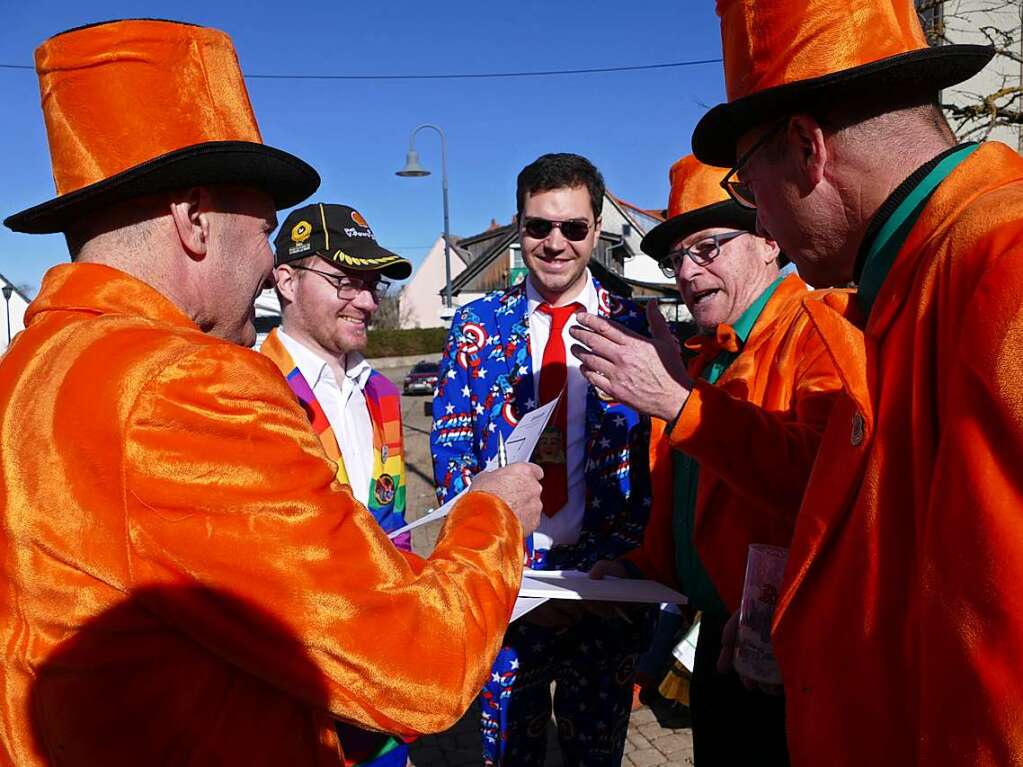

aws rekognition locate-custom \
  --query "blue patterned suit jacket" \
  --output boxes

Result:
[430,276,652,571]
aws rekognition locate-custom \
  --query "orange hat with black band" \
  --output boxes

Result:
[691,0,994,167]
[4,19,320,234]
[641,155,757,261]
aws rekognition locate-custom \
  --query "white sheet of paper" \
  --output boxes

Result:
[672,619,701,672]
[388,395,562,540]
[485,395,561,468]
[511,596,549,622]
[387,496,459,539]
[517,570,687,605]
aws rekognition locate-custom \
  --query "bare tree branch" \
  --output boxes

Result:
[919,0,1023,142]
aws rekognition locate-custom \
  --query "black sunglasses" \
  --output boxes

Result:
[522,217,592,242]
[720,119,788,210]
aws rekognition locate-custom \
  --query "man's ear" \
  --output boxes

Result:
[273,264,299,303]
[169,187,211,261]
[787,114,828,195]
[759,235,781,265]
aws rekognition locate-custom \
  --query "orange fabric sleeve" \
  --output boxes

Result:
[123,345,523,738]
[919,248,1023,765]
[622,418,680,590]
[667,320,841,530]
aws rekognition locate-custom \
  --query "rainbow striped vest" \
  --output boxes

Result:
[261,329,410,550]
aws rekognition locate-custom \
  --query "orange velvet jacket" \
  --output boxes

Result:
[0,263,524,767]
[625,275,853,610]
[774,142,1023,767]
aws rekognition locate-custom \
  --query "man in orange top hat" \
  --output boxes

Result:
[581,155,850,765]
[0,19,543,767]
[692,1,1023,765]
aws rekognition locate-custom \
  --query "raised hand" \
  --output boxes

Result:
[568,300,694,422]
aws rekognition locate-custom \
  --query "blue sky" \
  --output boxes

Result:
[0,1,727,293]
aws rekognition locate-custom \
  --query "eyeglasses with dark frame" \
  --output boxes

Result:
[521,217,593,242]
[290,265,390,301]
[720,119,788,210]
[658,231,749,278]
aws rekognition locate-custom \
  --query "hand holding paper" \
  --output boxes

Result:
[389,396,560,540]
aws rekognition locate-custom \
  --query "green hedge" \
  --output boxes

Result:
[364,327,448,359]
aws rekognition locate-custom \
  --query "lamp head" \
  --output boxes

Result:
[1,285,13,300]
[396,149,430,177]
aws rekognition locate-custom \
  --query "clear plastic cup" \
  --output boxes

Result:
[733,544,788,686]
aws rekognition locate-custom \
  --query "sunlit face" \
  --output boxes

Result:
[519,186,600,305]
[275,259,382,358]
[203,187,277,346]
[736,123,845,288]
[671,226,780,332]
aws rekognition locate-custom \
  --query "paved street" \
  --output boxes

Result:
[379,363,695,767]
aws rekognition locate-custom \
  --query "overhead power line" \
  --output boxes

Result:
[0,58,721,80]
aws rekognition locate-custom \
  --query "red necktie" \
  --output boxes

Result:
[535,302,582,517]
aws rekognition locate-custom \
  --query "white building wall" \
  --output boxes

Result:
[399,236,466,328]
[598,198,677,289]
[942,0,1023,147]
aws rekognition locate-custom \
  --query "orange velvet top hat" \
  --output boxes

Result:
[640,154,756,260]
[691,0,995,167]
[5,19,320,234]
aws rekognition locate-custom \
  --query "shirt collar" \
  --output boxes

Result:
[277,329,372,390]
[855,142,979,316]
[525,268,598,316]
[731,275,785,345]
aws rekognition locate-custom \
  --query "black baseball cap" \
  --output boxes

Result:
[274,202,412,280]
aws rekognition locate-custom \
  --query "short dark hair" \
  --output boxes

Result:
[516,153,605,223]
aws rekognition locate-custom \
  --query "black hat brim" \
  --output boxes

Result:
[692,44,995,167]
[641,200,757,261]
[317,242,413,281]
[4,140,320,234]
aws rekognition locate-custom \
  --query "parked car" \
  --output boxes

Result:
[403,360,440,395]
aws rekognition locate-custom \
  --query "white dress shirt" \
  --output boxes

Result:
[277,329,375,506]
[525,270,599,551]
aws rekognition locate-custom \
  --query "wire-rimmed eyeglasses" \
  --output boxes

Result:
[720,119,788,209]
[291,265,390,301]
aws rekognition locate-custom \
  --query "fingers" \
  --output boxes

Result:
[523,461,544,481]
[579,366,615,400]
[588,559,628,580]
[717,612,740,674]
[570,343,616,378]
[568,324,619,362]
[645,300,675,343]
[573,311,635,344]
[589,560,611,580]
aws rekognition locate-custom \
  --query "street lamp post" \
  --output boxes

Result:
[396,124,453,309]
[2,284,12,348]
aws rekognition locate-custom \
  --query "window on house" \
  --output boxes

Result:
[510,243,523,269]
[916,0,943,45]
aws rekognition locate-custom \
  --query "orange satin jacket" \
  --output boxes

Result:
[0,263,524,766]
[625,275,853,610]
[774,142,1023,767]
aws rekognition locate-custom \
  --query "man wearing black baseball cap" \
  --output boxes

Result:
[262,202,415,767]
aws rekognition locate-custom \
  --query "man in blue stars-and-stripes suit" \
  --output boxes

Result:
[431,154,655,767]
